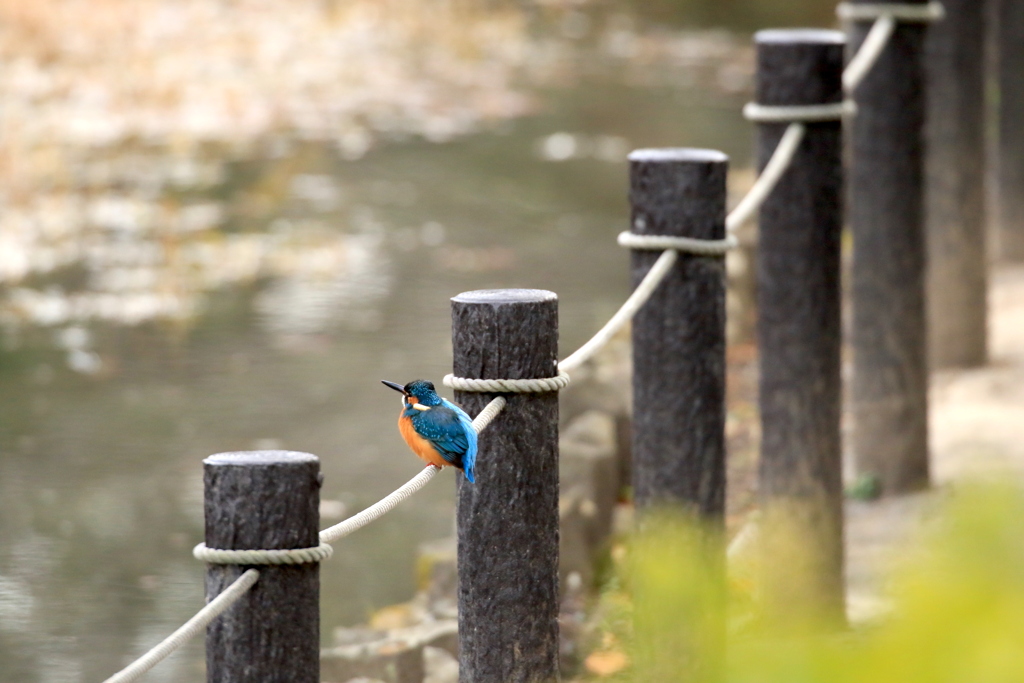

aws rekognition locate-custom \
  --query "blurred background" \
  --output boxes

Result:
[0,0,832,680]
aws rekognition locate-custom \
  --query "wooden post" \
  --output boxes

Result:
[204,451,321,683]
[925,0,988,368]
[627,151,727,681]
[847,0,931,494]
[628,149,727,518]
[451,289,560,683]
[996,0,1024,260]
[753,29,846,626]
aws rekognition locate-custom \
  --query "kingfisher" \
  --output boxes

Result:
[381,379,478,483]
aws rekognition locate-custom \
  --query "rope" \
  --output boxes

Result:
[558,11,887,368]
[472,396,507,433]
[103,327,523,683]
[191,400,509,565]
[443,370,571,394]
[741,101,855,123]
[193,541,333,565]
[837,1,945,22]
[101,569,260,683]
[560,249,677,372]
[100,12,938,680]
[725,123,807,232]
[843,14,897,90]
[320,465,440,543]
[105,463,443,682]
[617,231,736,256]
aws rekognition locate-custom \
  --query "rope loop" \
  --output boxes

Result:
[617,231,736,256]
[443,370,571,394]
[836,1,945,22]
[742,100,856,124]
[193,541,334,565]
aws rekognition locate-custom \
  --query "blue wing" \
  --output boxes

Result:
[446,399,478,483]
[411,400,478,483]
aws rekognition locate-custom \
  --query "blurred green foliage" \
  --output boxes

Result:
[586,484,1024,682]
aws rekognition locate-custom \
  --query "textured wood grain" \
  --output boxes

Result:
[925,0,987,368]
[628,148,727,519]
[204,450,321,683]
[848,0,931,494]
[996,0,1024,261]
[452,289,560,683]
[627,154,727,681]
[754,29,846,627]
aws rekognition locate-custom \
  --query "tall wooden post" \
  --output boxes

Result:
[753,29,846,626]
[996,0,1024,260]
[925,0,988,368]
[846,0,931,494]
[628,149,728,519]
[451,289,560,683]
[627,149,727,682]
[203,450,321,683]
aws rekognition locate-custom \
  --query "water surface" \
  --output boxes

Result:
[0,4,767,678]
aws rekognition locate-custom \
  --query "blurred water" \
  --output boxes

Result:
[0,3,769,679]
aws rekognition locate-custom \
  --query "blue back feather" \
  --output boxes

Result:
[407,398,478,483]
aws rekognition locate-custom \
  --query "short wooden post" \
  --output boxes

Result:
[846,0,931,494]
[204,451,321,683]
[996,0,1024,261]
[628,149,727,518]
[451,290,560,683]
[925,0,988,368]
[753,29,846,625]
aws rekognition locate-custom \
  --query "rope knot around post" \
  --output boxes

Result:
[836,2,945,23]
[742,100,856,123]
[617,230,737,256]
[193,541,334,565]
[442,370,571,394]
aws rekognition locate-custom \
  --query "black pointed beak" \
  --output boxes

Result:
[381,380,406,394]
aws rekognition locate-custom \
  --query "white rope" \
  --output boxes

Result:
[443,370,571,394]
[472,397,507,433]
[843,14,897,90]
[617,231,737,256]
[102,463,445,682]
[103,379,512,683]
[725,123,807,233]
[551,3,929,374]
[101,569,260,683]
[193,541,333,565]
[315,394,512,549]
[742,100,855,123]
[556,111,803,370]
[837,1,945,22]
[101,16,954,681]
[559,248,678,372]
[320,465,440,544]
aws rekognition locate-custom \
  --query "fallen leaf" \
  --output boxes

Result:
[585,650,629,677]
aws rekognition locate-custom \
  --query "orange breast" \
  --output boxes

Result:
[398,414,450,468]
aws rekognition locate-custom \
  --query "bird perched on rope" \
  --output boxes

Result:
[381,379,478,482]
